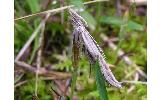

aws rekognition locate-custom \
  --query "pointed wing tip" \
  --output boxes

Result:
[115,82,123,88]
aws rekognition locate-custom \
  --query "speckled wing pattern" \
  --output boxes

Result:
[69,8,122,88]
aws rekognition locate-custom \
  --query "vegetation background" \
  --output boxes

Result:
[14,0,147,100]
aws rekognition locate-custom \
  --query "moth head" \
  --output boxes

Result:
[68,8,88,28]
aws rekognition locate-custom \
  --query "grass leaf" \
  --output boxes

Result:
[26,0,40,13]
[69,0,84,8]
[70,68,78,100]
[128,21,144,31]
[94,60,109,100]
[80,11,97,30]
[100,16,122,26]
[100,16,144,31]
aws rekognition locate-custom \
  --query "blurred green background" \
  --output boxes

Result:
[14,0,147,100]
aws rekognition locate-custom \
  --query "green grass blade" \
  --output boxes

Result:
[28,34,39,64]
[26,0,40,13]
[69,0,84,9]
[94,60,109,100]
[70,68,78,100]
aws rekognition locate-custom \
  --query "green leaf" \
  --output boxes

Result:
[80,11,97,30]
[69,0,84,9]
[26,0,40,13]
[94,60,109,100]
[70,68,78,100]
[100,16,122,27]
[28,34,39,64]
[127,21,144,31]
[100,16,144,31]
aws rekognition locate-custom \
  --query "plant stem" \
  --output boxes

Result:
[14,0,109,20]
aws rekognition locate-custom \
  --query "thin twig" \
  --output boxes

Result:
[14,0,109,21]
[129,0,147,6]
[115,0,121,16]
[14,80,28,88]
[15,13,51,61]
[122,80,147,85]
[14,61,71,78]
[59,0,65,24]
[15,77,71,88]
[127,72,139,93]
[15,61,37,73]
[35,15,46,96]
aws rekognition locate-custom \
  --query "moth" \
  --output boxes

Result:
[69,8,122,88]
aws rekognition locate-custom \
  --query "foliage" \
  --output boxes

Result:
[94,60,109,100]
[14,0,147,100]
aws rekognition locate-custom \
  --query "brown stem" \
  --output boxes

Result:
[14,0,109,20]
[14,61,71,79]
[15,14,51,61]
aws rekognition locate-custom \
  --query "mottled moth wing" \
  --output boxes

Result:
[79,27,122,88]
[69,8,122,88]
